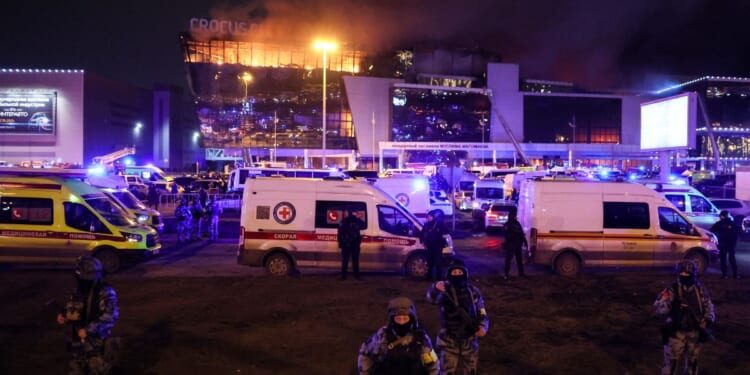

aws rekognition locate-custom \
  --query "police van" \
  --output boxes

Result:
[237,177,453,278]
[643,183,722,230]
[518,179,718,277]
[0,171,161,273]
[88,176,164,232]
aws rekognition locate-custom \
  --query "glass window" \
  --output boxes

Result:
[713,200,741,209]
[64,202,110,234]
[0,197,53,225]
[111,191,147,210]
[84,197,134,227]
[315,200,367,229]
[658,207,693,235]
[377,205,416,237]
[603,202,650,229]
[665,194,686,211]
[690,195,714,213]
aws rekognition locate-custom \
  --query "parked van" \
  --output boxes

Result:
[472,179,506,210]
[644,183,722,230]
[0,174,161,273]
[237,177,454,278]
[227,167,349,192]
[374,175,452,219]
[518,180,718,277]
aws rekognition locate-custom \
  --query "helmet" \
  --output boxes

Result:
[75,255,103,281]
[387,297,417,320]
[428,209,443,219]
[676,259,698,276]
[445,262,469,280]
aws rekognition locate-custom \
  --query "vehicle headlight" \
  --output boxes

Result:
[122,232,143,242]
[137,214,149,223]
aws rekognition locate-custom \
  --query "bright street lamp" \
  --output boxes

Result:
[240,72,253,103]
[314,40,336,167]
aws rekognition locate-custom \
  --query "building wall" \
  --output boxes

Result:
[83,73,153,166]
[0,70,85,164]
[486,63,524,145]
[343,76,403,157]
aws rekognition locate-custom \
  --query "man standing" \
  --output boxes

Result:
[56,256,119,375]
[426,263,489,375]
[207,196,223,241]
[357,297,439,375]
[654,260,715,375]
[338,207,365,280]
[503,206,528,281]
[709,210,740,279]
[421,209,449,280]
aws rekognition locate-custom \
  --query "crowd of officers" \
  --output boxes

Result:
[174,188,223,242]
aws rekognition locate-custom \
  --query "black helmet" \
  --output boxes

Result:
[75,255,103,281]
[387,297,418,321]
[445,263,469,281]
[676,259,698,276]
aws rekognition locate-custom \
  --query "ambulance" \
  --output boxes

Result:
[88,175,164,232]
[0,170,161,273]
[237,177,454,278]
[518,179,718,277]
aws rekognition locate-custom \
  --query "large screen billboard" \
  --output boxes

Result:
[640,92,696,151]
[0,91,57,135]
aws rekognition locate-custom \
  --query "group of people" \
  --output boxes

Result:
[358,263,489,375]
[175,193,223,242]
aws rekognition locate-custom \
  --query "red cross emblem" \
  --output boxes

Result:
[273,202,296,224]
[395,193,410,207]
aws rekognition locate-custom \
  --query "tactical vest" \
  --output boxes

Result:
[376,329,429,375]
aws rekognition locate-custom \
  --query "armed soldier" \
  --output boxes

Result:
[654,259,715,375]
[357,297,439,375]
[56,256,119,374]
[426,263,489,375]
[175,199,191,243]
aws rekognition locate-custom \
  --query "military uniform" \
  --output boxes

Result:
[358,297,439,375]
[58,256,119,375]
[208,199,223,240]
[426,264,489,375]
[175,201,191,243]
[189,200,204,240]
[654,260,715,375]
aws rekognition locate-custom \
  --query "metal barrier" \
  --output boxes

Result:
[159,193,242,210]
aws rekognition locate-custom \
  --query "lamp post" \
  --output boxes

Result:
[241,72,252,109]
[568,115,576,168]
[314,40,336,167]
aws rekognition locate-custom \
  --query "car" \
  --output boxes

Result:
[484,203,516,231]
[710,198,750,235]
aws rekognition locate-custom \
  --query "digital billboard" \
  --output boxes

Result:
[0,91,57,135]
[640,92,697,151]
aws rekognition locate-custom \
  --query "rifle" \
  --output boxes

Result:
[687,307,715,343]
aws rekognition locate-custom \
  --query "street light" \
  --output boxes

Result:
[240,72,253,109]
[314,40,336,167]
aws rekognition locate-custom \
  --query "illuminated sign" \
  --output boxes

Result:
[189,18,255,36]
[0,91,56,135]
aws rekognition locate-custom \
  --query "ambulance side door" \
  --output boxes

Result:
[0,196,58,260]
[314,200,368,268]
[601,201,655,267]
[61,202,111,255]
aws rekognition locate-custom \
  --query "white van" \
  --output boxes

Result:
[472,179,506,210]
[643,183,722,230]
[373,174,454,220]
[237,177,453,278]
[518,180,719,277]
[227,167,349,192]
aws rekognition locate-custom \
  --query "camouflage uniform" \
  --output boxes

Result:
[426,264,489,375]
[58,256,119,375]
[358,297,439,375]
[654,260,715,375]
[189,200,204,240]
[208,198,223,240]
[175,201,191,243]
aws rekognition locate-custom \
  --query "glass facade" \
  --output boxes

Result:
[180,34,365,153]
[523,96,622,144]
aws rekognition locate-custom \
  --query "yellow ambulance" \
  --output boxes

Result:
[0,173,161,273]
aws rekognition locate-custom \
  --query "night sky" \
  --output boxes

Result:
[2,0,748,92]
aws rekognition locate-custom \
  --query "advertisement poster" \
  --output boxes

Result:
[0,91,56,135]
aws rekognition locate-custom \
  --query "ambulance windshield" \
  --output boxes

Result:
[86,197,136,227]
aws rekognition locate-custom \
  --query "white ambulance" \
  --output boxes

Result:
[237,177,453,278]
[518,179,719,277]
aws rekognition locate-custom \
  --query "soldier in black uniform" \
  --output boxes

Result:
[56,256,119,375]
[338,207,365,280]
[709,210,740,279]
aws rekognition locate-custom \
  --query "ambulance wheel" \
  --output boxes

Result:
[554,252,580,277]
[94,248,121,274]
[265,253,293,276]
[405,253,429,280]
[685,251,708,275]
